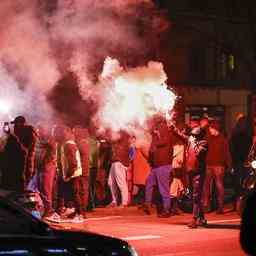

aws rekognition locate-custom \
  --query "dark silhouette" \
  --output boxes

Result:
[240,190,256,256]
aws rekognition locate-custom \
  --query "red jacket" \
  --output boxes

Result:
[150,122,174,168]
[111,136,130,167]
[206,133,232,168]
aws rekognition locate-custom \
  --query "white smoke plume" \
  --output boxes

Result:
[0,0,170,129]
[0,0,59,125]
[54,0,170,99]
[93,57,177,143]
[0,1,59,92]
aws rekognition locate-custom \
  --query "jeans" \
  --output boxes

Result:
[39,164,56,215]
[80,176,89,211]
[145,165,172,212]
[203,166,225,210]
[68,176,83,214]
[88,167,98,209]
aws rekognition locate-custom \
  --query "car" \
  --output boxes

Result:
[0,189,138,256]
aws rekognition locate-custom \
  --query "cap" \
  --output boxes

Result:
[10,116,26,125]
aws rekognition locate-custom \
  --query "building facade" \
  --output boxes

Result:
[156,0,256,132]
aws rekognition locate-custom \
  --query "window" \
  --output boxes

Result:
[220,52,235,80]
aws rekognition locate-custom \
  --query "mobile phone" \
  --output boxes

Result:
[3,122,10,133]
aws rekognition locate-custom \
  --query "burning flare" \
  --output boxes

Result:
[0,100,12,115]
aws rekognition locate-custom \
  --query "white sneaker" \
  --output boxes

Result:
[44,212,62,223]
[70,214,84,223]
[63,207,75,217]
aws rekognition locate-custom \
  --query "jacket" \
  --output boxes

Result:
[171,125,208,174]
[111,136,130,167]
[186,139,208,174]
[76,139,90,176]
[149,121,174,168]
[35,136,56,171]
[61,140,82,182]
[132,148,150,185]
[206,133,231,167]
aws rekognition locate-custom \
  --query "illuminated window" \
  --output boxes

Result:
[228,54,235,70]
[220,52,235,80]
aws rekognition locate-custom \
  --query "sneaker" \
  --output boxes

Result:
[63,207,75,217]
[56,207,65,215]
[187,219,198,229]
[158,211,171,218]
[142,203,151,215]
[106,202,117,208]
[44,212,62,223]
[66,212,76,219]
[198,218,207,227]
[70,214,84,223]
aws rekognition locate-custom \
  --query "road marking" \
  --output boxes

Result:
[207,218,240,224]
[122,235,162,241]
[85,216,122,221]
[153,252,195,256]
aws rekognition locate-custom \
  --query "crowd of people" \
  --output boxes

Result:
[0,113,253,228]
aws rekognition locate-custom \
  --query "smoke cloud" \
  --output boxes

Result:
[0,0,170,132]
[0,0,59,124]
[90,57,176,146]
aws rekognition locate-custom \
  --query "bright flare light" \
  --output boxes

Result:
[0,100,12,114]
[97,58,177,133]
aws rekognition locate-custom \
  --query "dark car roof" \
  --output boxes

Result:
[0,189,131,251]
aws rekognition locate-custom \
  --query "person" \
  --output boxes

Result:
[35,123,59,221]
[1,116,37,193]
[170,123,208,228]
[143,116,174,218]
[54,124,73,216]
[60,126,84,222]
[11,116,37,188]
[98,138,112,206]
[229,115,252,211]
[87,128,100,211]
[73,126,90,217]
[130,136,150,205]
[107,131,130,207]
[169,170,185,215]
[203,120,232,214]
[170,136,186,215]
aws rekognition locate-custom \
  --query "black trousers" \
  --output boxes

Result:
[88,168,98,209]
[191,173,205,220]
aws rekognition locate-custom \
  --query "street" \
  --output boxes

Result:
[49,206,245,256]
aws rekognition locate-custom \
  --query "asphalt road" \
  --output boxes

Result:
[49,206,245,256]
